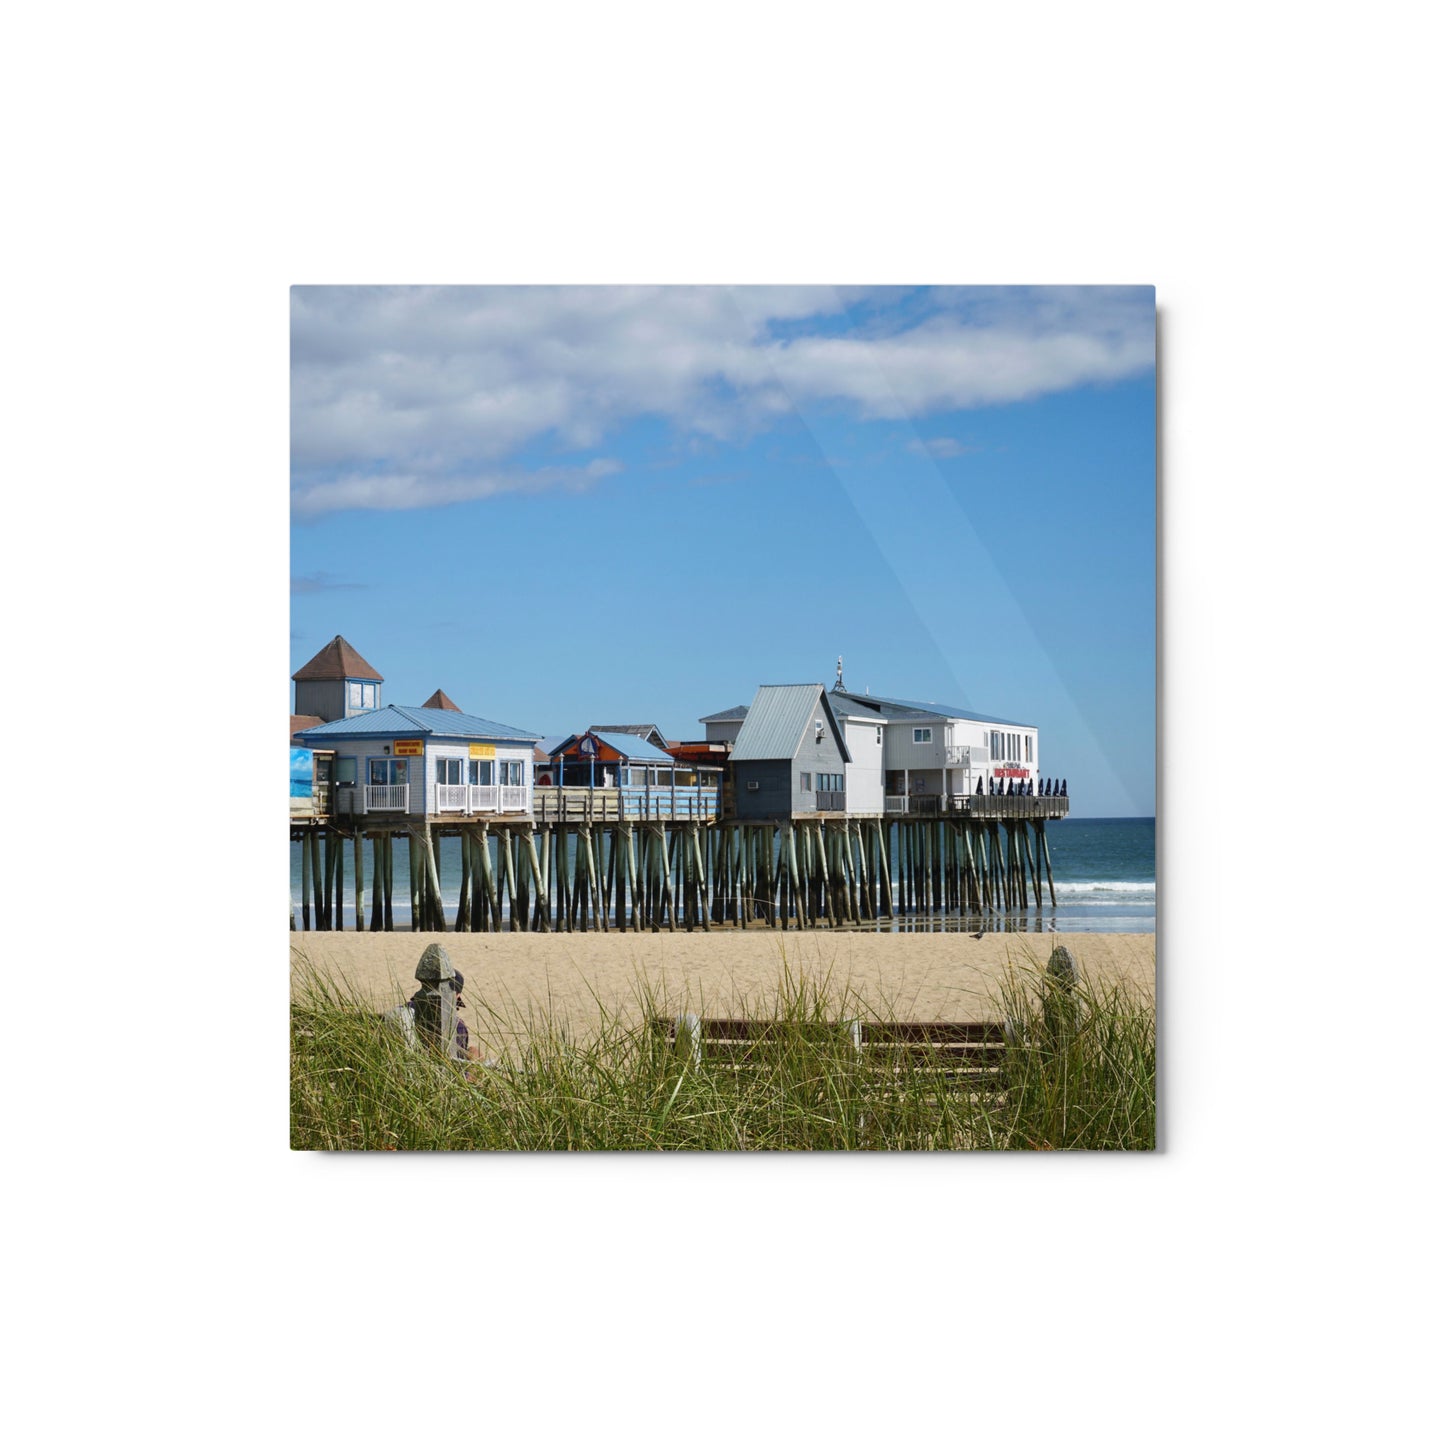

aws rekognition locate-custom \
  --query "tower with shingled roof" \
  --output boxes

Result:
[291,635,384,723]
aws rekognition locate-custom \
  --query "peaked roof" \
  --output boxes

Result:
[731,685,851,763]
[294,704,539,743]
[292,635,383,683]
[549,730,677,765]
[699,704,749,723]
[590,730,677,764]
[589,722,667,748]
[421,688,461,711]
[833,690,1031,729]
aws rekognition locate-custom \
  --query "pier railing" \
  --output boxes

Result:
[532,785,720,822]
[882,794,1069,819]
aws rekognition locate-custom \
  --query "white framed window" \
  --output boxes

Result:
[913,727,932,744]
[435,757,463,785]
[499,760,523,786]
[468,758,493,785]
[369,757,406,786]
[1026,736,1033,762]
[875,727,882,744]
[800,772,813,791]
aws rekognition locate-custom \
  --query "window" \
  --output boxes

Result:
[817,772,844,792]
[499,760,523,787]
[1026,736,1033,763]
[469,758,493,786]
[913,727,932,744]
[348,681,378,710]
[876,727,882,744]
[336,757,357,784]
[800,772,813,791]
[369,757,406,786]
[436,757,463,785]
[990,730,1001,760]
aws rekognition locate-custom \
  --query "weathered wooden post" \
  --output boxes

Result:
[353,830,363,932]
[300,827,312,931]
[411,942,465,1060]
[1043,943,1080,1041]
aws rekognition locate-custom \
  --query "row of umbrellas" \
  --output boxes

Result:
[976,776,1067,797]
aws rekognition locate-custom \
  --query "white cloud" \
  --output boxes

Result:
[291,286,1152,516]
[291,458,620,520]
[906,437,980,460]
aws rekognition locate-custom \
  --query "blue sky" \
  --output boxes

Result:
[291,286,1155,815]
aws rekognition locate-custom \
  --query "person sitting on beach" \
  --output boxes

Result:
[452,970,477,1061]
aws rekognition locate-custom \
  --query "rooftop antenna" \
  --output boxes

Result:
[834,655,845,691]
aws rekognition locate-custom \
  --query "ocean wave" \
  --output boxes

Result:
[1051,880,1155,895]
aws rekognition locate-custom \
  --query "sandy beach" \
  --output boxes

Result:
[291,929,1155,1055]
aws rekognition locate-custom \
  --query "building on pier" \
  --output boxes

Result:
[295,704,541,820]
[698,704,749,745]
[707,668,1053,821]
[536,729,722,820]
[290,636,385,816]
[730,684,852,819]
[830,687,1039,809]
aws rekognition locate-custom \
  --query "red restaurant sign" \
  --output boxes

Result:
[993,767,1029,778]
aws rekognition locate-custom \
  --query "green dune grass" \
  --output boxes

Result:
[290,954,1154,1152]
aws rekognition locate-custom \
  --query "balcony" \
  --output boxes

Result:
[362,784,409,813]
[455,783,528,814]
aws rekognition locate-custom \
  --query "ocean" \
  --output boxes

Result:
[289,816,1154,934]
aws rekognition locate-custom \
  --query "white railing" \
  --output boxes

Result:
[501,786,527,812]
[945,746,971,766]
[364,784,409,812]
[884,796,908,813]
[436,783,468,812]
[468,784,500,813]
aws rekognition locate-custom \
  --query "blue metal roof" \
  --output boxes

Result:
[590,731,677,764]
[295,704,540,743]
[835,691,1031,729]
[550,731,678,764]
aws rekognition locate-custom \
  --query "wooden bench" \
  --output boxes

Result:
[650,1015,1010,1084]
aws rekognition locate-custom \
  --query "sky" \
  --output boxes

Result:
[291,285,1155,815]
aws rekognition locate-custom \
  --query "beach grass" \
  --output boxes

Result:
[290,953,1154,1152]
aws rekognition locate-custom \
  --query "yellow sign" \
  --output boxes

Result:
[393,739,424,757]
[469,744,497,759]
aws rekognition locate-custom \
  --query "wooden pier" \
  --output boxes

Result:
[290,795,1068,934]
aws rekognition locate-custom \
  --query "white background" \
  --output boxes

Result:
[5,3,1437,1441]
